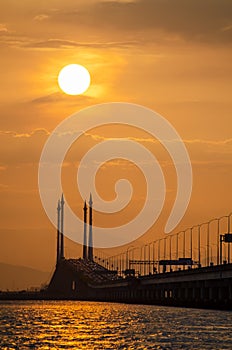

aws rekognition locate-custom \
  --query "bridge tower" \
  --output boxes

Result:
[83,200,88,259]
[56,199,61,265]
[88,193,93,261]
[60,193,65,259]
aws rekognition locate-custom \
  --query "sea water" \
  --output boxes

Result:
[0,301,232,349]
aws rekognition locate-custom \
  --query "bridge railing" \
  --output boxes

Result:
[94,212,232,277]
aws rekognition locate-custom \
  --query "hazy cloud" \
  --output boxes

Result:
[33,14,50,21]
[1,127,232,168]
[50,0,232,44]
[0,129,49,166]
[2,0,231,49]
[0,24,8,33]
[30,92,93,105]
[24,38,138,49]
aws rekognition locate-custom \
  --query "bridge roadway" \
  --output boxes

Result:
[1,260,232,309]
[89,263,232,309]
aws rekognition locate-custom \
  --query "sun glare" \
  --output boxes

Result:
[58,64,91,95]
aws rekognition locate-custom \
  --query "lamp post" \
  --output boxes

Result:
[199,223,207,267]
[185,227,193,261]
[217,216,226,265]
[199,246,207,265]
[169,234,174,272]
[176,232,179,260]
[148,242,151,274]
[207,222,210,266]
[190,227,194,261]
[163,238,167,261]
[169,235,172,260]
[228,213,232,264]
[197,225,201,267]
[126,245,134,270]
[206,219,215,266]
[182,230,186,270]
[206,218,222,266]
[152,240,158,273]
[144,244,149,275]
[216,218,220,265]
[152,241,156,262]
[158,239,161,273]
[183,230,186,259]
[123,251,126,273]
[220,234,224,265]
[218,214,231,264]
[139,246,143,275]
[189,225,199,262]
[119,253,122,276]
[175,231,183,261]
[207,219,218,266]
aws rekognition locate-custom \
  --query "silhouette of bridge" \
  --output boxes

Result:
[93,213,232,277]
[1,196,232,309]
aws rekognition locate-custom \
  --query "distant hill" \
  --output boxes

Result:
[0,262,51,291]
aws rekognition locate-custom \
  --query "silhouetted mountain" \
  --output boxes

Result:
[0,262,51,291]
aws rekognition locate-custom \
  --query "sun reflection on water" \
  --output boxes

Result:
[0,301,232,349]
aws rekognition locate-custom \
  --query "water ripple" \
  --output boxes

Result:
[0,301,232,349]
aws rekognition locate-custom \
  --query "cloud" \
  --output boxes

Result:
[50,0,232,44]
[0,24,8,33]
[23,38,138,49]
[0,129,50,138]
[2,0,231,50]
[1,125,232,171]
[30,92,94,105]
[85,131,232,150]
[221,24,232,32]
[0,34,138,50]
[31,92,67,104]
[33,14,50,21]
[0,129,49,166]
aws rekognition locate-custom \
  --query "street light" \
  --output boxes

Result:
[189,225,199,262]
[198,217,222,266]
[158,239,161,273]
[152,241,156,262]
[152,240,159,273]
[176,232,179,260]
[169,235,172,260]
[144,244,149,275]
[169,234,175,272]
[176,231,184,261]
[185,227,194,261]
[163,237,167,261]
[126,245,134,270]
[190,226,195,261]
[119,253,123,276]
[198,222,208,267]
[197,225,200,267]
[207,219,218,266]
[147,242,152,274]
[198,218,225,267]
[218,214,231,264]
[185,226,196,265]
[227,213,232,263]
[194,246,207,266]
[183,230,186,259]
[139,246,143,275]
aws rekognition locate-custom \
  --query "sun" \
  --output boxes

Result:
[58,64,91,95]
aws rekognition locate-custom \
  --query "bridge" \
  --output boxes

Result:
[93,213,232,277]
[2,196,232,309]
[43,195,232,309]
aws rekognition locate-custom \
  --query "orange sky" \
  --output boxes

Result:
[0,0,232,276]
